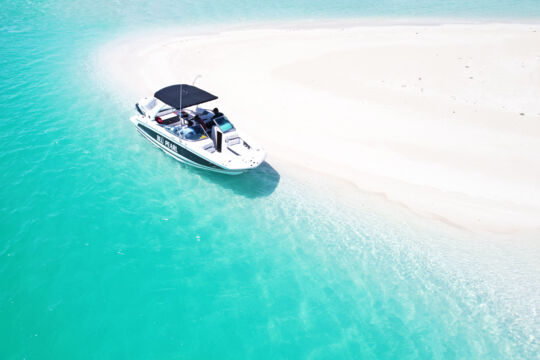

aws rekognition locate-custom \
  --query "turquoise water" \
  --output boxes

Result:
[1,0,540,358]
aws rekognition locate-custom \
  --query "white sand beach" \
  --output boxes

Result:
[98,22,540,235]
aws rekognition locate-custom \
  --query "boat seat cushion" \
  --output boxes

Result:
[156,112,180,125]
[227,136,241,146]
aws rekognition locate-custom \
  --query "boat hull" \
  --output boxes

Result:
[135,123,246,175]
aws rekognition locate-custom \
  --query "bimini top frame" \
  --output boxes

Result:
[154,84,218,110]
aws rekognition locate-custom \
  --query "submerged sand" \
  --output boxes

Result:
[98,22,540,235]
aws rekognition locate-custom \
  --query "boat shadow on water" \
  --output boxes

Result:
[195,161,280,198]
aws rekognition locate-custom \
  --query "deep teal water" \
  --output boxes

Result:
[1,1,539,359]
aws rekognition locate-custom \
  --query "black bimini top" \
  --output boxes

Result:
[154,84,218,109]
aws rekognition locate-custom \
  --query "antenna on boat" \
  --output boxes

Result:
[192,75,202,113]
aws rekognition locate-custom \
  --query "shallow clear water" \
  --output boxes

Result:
[1,1,539,359]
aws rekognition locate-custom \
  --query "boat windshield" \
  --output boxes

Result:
[214,116,235,133]
[179,124,208,141]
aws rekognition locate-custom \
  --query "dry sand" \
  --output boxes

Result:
[98,22,540,235]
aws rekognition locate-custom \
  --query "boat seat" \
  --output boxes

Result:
[203,142,216,153]
[168,125,184,135]
[156,112,180,125]
[203,118,214,129]
[227,136,241,146]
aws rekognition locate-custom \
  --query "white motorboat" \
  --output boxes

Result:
[131,84,266,175]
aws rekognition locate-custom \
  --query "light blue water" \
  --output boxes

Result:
[1,0,539,359]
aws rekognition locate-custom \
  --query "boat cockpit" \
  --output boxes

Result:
[136,99,247,154]
[153,107,236,142]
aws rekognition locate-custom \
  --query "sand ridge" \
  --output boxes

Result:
[97,22,540,235]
